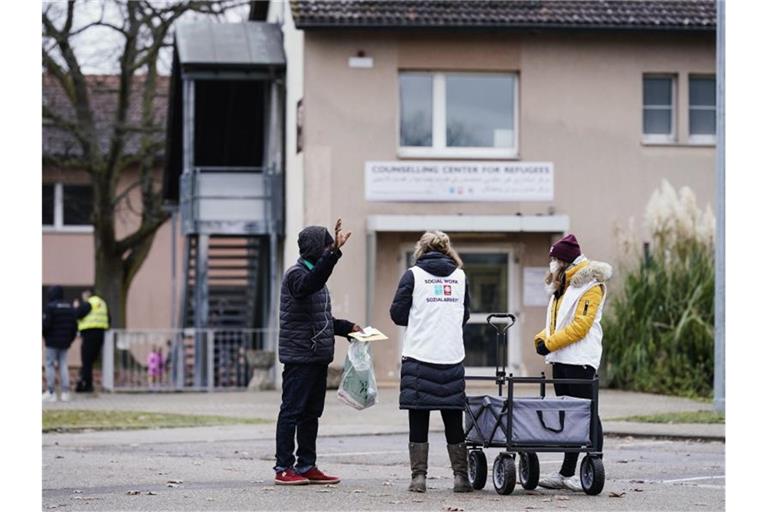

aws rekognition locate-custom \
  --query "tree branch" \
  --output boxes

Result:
[112,179,143,207]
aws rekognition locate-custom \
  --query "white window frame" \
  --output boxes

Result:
[42,182,94,233]
[397,243,522,377]
[397,71,520,159]
[688,74,716,145]
[642,74,677,144]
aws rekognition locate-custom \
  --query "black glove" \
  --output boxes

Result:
[536,340,550,356]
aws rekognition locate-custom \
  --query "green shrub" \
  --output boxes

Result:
[602,181,715,398]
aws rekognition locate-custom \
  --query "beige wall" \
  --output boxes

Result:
[300,30,715,381]
[42,166,182,334]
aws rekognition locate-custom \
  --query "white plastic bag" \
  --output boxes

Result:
[337,340,378,410]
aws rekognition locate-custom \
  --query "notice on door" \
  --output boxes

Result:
[365,161,554,202]
[523,267,550,307]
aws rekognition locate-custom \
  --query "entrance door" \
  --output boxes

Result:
[460,252,517,375]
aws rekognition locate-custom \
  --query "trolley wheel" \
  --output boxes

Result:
[468,450,487,490]
[492,453,517,495]
[580,456,605,495]
[518,451,540,490]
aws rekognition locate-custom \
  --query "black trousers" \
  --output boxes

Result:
[552,363,603,477]
[78,329,104,389]
[274,363,328,472]
[408,409,465,444]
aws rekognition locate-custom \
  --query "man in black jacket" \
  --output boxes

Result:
[273,218,361,486]
[42,286,78,402]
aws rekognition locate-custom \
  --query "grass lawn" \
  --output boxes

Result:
[43,409,270,433]
[613,410,725,424]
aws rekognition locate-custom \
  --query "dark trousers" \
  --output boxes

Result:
[408,409,465,444]
[552,362,603,477]
[78,329,104,390]
[274,363,328,473]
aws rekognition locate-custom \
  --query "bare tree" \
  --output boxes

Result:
[42,0,246,327]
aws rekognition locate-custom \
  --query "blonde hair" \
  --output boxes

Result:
[413,230,463,267]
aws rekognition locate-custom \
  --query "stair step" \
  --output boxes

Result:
[206,255,259,260]
[208,245,262,250]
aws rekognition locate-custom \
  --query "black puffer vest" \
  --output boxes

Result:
[278,262,334,364]
[399,357,466,410]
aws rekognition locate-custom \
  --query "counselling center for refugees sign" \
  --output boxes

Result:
[365,161,554,202]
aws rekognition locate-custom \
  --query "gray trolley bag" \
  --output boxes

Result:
[463,314,605,496]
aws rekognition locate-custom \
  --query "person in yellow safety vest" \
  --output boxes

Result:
[74,289,110,393]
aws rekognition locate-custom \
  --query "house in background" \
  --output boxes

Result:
[42,74,177,373]
[42,20,288,390]
[266,0,717,381]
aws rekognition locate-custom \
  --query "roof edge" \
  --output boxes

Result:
[294,21,715,32]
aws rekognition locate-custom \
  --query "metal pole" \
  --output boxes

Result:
[170,209,177,330]
[194,234,209,388]
[713,0,725,414]
[102,330,114,392]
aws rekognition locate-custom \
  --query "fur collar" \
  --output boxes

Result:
[570,260,613,288]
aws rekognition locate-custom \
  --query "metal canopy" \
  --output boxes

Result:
[175,22,285,70]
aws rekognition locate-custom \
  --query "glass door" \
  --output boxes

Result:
[460,253,511,372]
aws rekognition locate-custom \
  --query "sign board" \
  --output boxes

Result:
[365,161,554,202]
[523,267,550,307]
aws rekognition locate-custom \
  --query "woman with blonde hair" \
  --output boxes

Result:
[390,231,472,493]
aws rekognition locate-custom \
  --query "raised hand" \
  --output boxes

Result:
[334,218,352,249]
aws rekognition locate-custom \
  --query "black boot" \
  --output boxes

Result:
[408,442,428,493]
[74,380,87,393]
[447,443,473,493]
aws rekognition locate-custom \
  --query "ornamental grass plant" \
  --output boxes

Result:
[602,180,715,398]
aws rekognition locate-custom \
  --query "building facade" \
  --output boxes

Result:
[272,0,717,381]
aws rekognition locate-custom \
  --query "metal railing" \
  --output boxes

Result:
[102,329,277,392]
[179,165,283,236]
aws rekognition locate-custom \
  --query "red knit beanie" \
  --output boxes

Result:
[549,234,581,263]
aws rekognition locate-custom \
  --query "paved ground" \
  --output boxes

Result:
[43,430,724,511]
[42,386,725,510]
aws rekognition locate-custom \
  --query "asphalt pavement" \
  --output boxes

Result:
[42,386,725,511]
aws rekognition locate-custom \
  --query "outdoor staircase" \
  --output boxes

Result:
[180,235,266,330]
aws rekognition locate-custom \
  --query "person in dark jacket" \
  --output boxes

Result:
[274,218,361,486]
[42,286,78,402]
[390,231,472,493]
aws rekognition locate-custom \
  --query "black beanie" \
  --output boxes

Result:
[298,226,334,263]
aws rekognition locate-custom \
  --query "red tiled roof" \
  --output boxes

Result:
[290,0,716,31]
[43,74,169,159]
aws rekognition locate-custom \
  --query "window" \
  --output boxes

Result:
[42,183,93,231]
[42,184,55,226]
[399,72,518,158]
[643,75,676,142]
[62,185,93,226]
[689,75,716,143]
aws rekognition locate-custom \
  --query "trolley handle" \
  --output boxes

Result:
[486,313,516,334]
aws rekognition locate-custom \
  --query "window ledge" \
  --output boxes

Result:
[43,226,94,234]
[397,147,520,160]
[641,141,715,148]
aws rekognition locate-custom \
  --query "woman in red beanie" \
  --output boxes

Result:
[534,234,612,492]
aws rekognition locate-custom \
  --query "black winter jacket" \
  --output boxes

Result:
[42,286,79,350]
[278,248,355,364]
